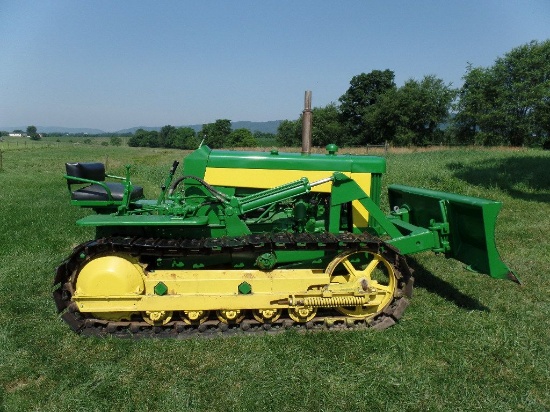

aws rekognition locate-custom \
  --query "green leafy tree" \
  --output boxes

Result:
[173,127,199,149]
[128,129,146,147]
[452,65,491,144]
[276,119,301,146]
[200,119,232,148]
[127,133,141,147]
[339,69,396,144]
[453,40,550,146]
[253,131,275,140]
[228,128,257,147]
[128,128,159,147]
[252,131,276,147]
[159,125,177,148]
[144,130,160,148]
[310,103,347,147]
[380,75,456,146]
[27,125,40,140]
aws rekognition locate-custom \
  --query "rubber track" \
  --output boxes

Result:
[54,232,414,338]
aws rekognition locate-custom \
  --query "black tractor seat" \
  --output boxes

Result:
[65,162,143,207]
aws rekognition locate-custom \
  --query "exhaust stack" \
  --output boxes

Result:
[301,90,312,155]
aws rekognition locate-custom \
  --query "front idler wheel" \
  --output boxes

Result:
[325,249,400,319]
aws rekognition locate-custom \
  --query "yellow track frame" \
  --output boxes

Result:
[72,249,399,323]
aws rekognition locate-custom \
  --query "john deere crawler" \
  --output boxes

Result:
[54,141,517,337]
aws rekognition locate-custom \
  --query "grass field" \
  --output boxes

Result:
[0,143,549,411]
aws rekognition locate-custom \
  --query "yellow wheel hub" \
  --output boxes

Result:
[253,308,282,323]
[75,254,145,296]
[143,310,173,326]
[326,249,397,319]
[217,309,245,324]
[181,310,210,325]
[74,254,145,321]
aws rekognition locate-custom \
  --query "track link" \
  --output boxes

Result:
[54,233,414,338]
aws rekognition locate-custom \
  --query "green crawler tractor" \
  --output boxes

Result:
[54,142,517,337]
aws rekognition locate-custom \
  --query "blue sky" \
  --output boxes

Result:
[1,1,549,132]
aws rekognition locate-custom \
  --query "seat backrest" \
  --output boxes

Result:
[65,162,106,185]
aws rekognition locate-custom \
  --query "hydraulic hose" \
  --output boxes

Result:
[168,175,231,203]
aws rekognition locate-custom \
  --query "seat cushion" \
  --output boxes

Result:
[71,183,144,202]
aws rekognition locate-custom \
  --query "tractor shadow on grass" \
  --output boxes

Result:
[447,155,550,203]
[408,259,490,312]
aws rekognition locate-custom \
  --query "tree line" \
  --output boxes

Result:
[127,121,274,149]
[143,40,548,149]
[279,40,549,148]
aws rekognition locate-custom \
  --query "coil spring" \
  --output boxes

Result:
[301,296,367,308]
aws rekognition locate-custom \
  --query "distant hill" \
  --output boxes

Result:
[114,126,161,134]
[115,120,282,135]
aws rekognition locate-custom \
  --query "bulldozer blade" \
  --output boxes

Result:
[388,185,519,283]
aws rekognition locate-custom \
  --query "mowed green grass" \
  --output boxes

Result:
[0,143,549,411]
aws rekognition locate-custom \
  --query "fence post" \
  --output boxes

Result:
[0,149,3,171]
